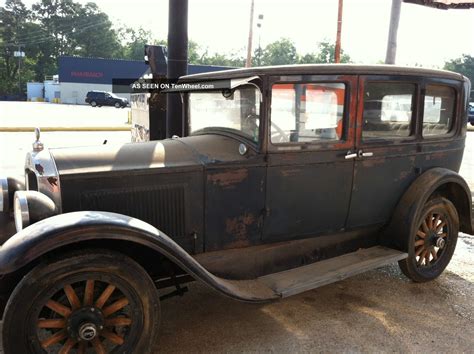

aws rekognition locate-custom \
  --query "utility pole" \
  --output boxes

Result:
[166,0,188,138]
[7,43,25,94]
[385,0,402,64]
[245,0,255,68]
[334,0,343,63]
[256,14,264,66]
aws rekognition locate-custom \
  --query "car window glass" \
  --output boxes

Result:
[271,83,345,144]
[423,85,455,137]
[362,82,415,140]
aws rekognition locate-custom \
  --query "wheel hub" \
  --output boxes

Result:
[436,237,446,249]
[78,322,98,341]
[67,307,104,341]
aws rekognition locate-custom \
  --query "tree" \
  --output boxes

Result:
[188,40,244,67]
[299,41,351,64]
[71,3,121,59]
[261,38,298,66]
[0,0,33,93]
[444,54,474,100]
[119,26,165,60]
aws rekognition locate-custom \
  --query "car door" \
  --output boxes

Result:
[105,93,113,104]
[346,75,421,228]
[96,92,105,105]
[263,75,357,242]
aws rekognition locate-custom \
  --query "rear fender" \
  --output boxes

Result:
[384,167,473,251]
[0,211,277,302]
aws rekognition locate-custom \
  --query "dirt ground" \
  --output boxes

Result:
[156,234,473,353]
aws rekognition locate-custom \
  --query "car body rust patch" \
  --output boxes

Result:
[208,169,249,188]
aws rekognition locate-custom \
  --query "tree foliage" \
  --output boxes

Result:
[444,54,474,100]
[0,0,356,95]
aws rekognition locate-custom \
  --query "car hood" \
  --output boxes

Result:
[50,134,253,176]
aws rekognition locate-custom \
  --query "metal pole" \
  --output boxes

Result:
[166,0,188,138]
[245,0,255,68]
[385,0,402,64]
[335,0,343,63]
[18,45,21,94]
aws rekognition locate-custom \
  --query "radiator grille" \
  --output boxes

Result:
[81,185,186,237]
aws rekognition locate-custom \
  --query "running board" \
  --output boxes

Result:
[257,246,407,298]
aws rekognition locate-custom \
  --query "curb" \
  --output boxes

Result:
[0,126,131,132]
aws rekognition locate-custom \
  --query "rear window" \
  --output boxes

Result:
[422,85,455,137]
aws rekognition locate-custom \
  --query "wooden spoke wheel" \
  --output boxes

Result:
[399,196,459,282]
[2,250,161,354]
[414,211,449,268]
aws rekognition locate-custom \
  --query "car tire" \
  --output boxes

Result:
[114,102,121,108]
[2,249,161,354]
[398,196,458,282]
[90,101,97,107]
[470,122,474,126]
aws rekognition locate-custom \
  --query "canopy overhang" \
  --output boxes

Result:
[404,0,474,9]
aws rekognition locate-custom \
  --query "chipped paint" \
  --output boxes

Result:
[47,177,58,187]
[225,213,257,240]
[208,169,249,188]
[35,163,44,175]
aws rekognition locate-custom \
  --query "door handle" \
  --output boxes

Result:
[358,150,374,158]
[345,151,357,160]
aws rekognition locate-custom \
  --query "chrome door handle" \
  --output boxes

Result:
[345,151,357,160]
[358,150,374,158]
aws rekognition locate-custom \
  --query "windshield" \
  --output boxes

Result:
[189,85,261,143]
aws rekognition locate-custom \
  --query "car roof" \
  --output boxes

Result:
[181,64,466,82]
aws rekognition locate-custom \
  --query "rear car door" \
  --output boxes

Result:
[346,76,420,228]
[263,75,357,242]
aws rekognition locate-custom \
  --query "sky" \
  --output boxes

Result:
[11,0,474,67]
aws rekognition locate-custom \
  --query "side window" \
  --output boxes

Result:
[362,82,415,140]
[270,83,345,144]
[423,85,455,137]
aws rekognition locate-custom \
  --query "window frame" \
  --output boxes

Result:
[360,77,419,145]
[419,79,460,141]
[267,75,353,152]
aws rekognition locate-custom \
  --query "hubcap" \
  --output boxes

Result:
[78,323,97,341]
[414,211,448,267]
[436,237,446,249]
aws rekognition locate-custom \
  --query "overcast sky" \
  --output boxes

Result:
[12,0,474,67]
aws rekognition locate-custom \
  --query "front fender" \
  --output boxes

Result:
[0,211,277,302]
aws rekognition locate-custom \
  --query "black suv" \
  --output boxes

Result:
[468,103,474,126]
[85,91,128,108]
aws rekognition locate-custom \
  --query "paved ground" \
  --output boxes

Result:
[0,101,129,128]
[0,102,473,352]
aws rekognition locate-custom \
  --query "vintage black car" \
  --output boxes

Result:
[0,65,473,353]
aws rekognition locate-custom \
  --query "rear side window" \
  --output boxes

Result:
[270,82,345,144]
[362,82,415,140]
[422,85,455,137]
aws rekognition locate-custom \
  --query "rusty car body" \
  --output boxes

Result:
[0,64,473,353]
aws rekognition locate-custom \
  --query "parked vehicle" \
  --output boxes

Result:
[0,65,473,353]
[468,102,474,126]
[85,90,128,108]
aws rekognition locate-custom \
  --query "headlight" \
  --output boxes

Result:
[0,177,8,212]
[14,191,30,231]
[13,191,56,232]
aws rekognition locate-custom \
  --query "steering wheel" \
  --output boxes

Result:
[270,121,289,143]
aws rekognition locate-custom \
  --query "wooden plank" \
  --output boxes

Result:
[258,246,407,298]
